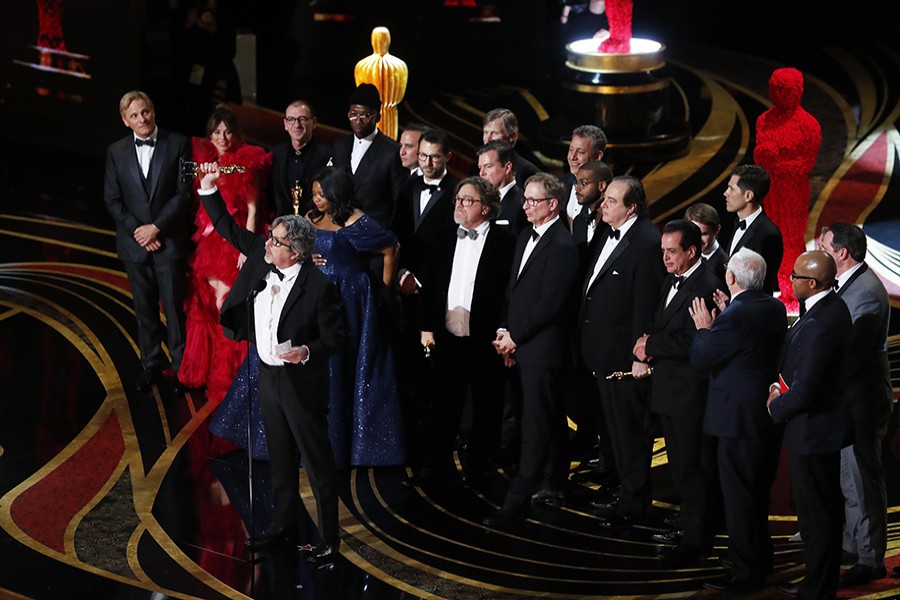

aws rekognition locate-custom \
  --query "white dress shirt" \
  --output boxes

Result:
[446,221,490,336]
[729,207,762,255]
[350,130,379,174]
[665,259,701,307]
[587,215,638,290]
[419,173,446,216]
[134,127,159,178]
[518,216,560,277]
[254,262,302,366]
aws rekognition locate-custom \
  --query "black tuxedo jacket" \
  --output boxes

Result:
[393,173,458,277]
[269,139,332,217]
[692,290,787,438]
[331,131,405,227]
[512,150,540,184]
[579,218,666,373]
[572,206,604,273]
[420,223,516,345]
[495,184,529,235]
[645,264,721,418]
[769,292,853,454]
[722,212,783,294]
[504,218,578,367]
[198,188,345,405]
[103,129,192,262]
[703,245,729,287]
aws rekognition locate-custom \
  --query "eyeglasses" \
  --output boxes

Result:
[523,197,551,208]
[454,196,481,207]
[418,152,445,163]
[267,228,290,249]
[575,178,596,189]
[790,271,823,285]
[284,116,312,125]
[348,111,375,121]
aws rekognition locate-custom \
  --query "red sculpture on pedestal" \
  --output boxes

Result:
[598,0,632,53]
[754,67,822,312]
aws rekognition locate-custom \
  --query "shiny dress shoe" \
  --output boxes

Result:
[307,541,338,565]
[703,575,761,592]
[597,513,634,530]
[659,543,705,564]
[840,549,859,566]
[246,528,298,550]
[776,582,800,597]
[589,497,619,512]
[840,564,887,586]
[663,514,680,528]
[134,369,159,393]
[651,529,684,544]
[482,506,527,527]
[530,489,565,507]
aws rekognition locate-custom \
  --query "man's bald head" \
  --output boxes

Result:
[792,250,836,300]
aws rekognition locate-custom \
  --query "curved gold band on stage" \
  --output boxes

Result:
[560,80,669,95]
[565,39,666,73]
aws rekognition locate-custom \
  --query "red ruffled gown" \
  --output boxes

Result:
[179,138,272,411]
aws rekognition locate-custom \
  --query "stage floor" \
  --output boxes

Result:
[2,41,900,599]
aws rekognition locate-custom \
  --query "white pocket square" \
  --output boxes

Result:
[612,270,620,275]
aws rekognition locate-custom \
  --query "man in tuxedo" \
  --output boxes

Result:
[196,163,345,564]
[331,83,406,227]
[270,99,332,217]
[103,90,191,393]
[691,248,787,591]
[563,125,607,229]
[685,202,728,285]
[480,108,540,183]
[580,175,666,527]
[822,223,891,586]
[484,173,578,525]
[572,161,613,267]
[399,123,427,178]
[476,140,528,234]
[393,128,457,461]
[721,165,783,295]
[416,177,516,482]
[633,219,720,562]
[767,250,852,599]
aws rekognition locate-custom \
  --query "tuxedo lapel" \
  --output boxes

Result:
[280,263,310,327]
[777,292,833,369]
[417,185,449,230]
[836,263,867,297]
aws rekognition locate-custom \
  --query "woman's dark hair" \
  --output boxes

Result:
[205,105,244,142]
[308,167,356,226]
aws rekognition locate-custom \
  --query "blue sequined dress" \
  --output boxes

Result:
[210,215,405,468]
[316,215,405,467]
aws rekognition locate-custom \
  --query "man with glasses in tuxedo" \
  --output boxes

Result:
[271,99,332,217]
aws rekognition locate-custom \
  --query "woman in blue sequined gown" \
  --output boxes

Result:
[212,168,405,468]
[307,168,404,467]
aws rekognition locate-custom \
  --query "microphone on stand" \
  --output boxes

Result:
[244,274,267,558]
[247,277,267,303]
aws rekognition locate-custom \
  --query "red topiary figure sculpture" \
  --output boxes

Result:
[598,0,632,53]
[754,67,822,313]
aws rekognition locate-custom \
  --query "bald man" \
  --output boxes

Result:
[767,251,853,599]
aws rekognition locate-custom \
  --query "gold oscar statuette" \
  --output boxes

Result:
[423,340,434,358]
[291,180,303,216]
[604,368,653,380]
[180,159,246,181]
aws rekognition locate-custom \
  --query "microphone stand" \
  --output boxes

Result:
[245,278,266,581]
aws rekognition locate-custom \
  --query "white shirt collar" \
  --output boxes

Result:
[836,262,864,289]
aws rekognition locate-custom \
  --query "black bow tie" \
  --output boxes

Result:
[422,183,439,193]
[135,138,155,147]
[530,229,540,241]
[457,227,478,240]
[737,219,747,230]
[270,264,285,280]
[672,275,685,289]
[609,229,620,240]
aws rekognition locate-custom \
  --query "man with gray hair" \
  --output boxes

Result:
[689,248,787,591]
[481,108,540,183]
[564,125,607,228]
[196,163,345,565]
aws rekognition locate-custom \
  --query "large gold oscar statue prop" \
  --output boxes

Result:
[354,27,408,140]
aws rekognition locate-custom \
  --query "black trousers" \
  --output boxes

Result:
[123,256,186,373]
[258,362,338,547]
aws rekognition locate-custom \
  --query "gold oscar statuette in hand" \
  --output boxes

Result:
[180,159,246,181]
[291,180,302,216]
[423,340,434,359]
[604,368,653,380]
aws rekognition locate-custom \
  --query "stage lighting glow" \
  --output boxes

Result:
[566,38,665,73]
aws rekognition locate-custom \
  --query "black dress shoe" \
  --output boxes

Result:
[589,497,619,512]
[530,488,565,507]
[776,582,800,597]
[651,529,684,544]
[840,564,887,586]
[246,528,298,550]
[663,514,680,528]
[307,541,338,564]
[135,369,159,393]
[597,513,634,530]
[703,576,761,592]
[483,506,527,527]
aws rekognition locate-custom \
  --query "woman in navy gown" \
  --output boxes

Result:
[306,168,404,468]
[212,168,405,468]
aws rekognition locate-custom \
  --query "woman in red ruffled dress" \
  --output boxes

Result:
[179,106,272,405]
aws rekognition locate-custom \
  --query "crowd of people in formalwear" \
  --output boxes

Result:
[104,85,895,594]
